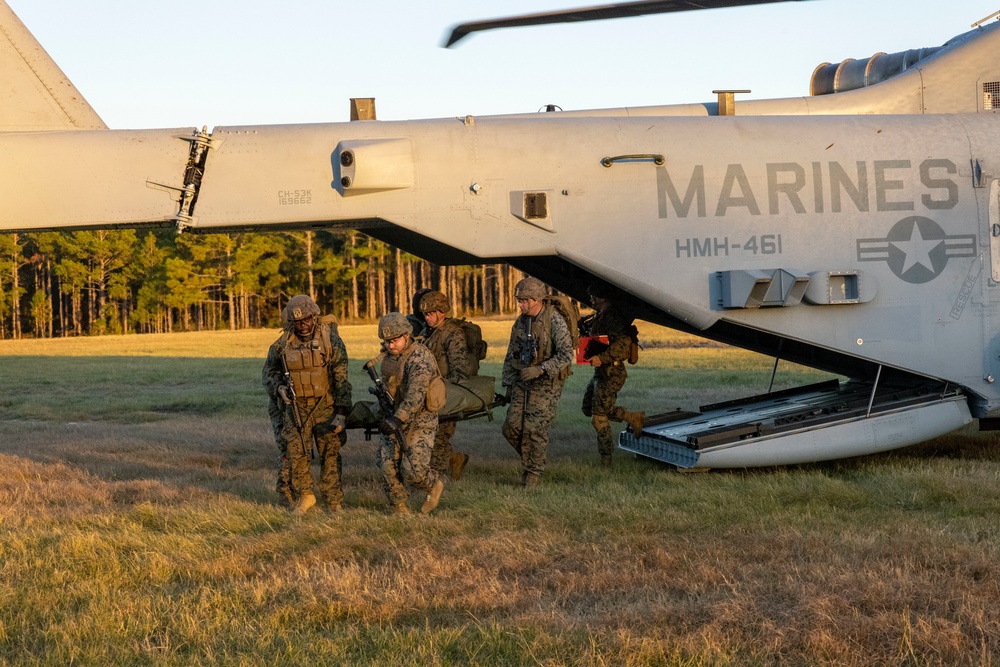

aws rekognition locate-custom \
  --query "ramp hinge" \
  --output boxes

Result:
[175,126,217,230]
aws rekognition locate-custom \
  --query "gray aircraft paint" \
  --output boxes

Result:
[5,0,1000,466]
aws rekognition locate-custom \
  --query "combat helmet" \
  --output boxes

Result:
[514,276,546,300]
[418,290,450,315]
[411,288,433,316]
[283,294,320,323]
[378,312,412,341]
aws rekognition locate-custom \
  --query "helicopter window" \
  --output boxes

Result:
[983,82,1000,111]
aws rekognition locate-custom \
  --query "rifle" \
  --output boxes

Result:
[519,315,538,368]
[516,317,537,456]
[363,355,408,452]
[279,351,308,460]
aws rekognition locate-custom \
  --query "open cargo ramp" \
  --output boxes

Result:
[619,379,972,469]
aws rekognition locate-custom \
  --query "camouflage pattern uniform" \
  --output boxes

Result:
[263,309,352,510]
[420,291,475,478]
[263,310,343,505]
[377,327,443,507]
[262,365,295,506]
[501,300,575,481]
[582,305,637,459]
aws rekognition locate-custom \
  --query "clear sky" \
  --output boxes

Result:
[7,0,999,129]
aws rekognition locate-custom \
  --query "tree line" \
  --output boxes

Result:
[0,230,528,339]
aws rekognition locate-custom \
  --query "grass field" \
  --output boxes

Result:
[1,322,999,665]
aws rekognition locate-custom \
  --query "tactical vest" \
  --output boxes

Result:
[525,305,556,367]
[281,323,333,399]
[512,305,572,381]
[422,318,463,380]
[380,341,446,412]
[380,349,407,401]
[590,308,622,338]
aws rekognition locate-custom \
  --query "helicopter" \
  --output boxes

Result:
[1,0,999,469]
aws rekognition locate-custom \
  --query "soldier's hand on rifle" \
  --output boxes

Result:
[520,366,544,381]
[278,385,292,404]
[331,413,346,434]
[589,356,603,368]
[379,415,403,436]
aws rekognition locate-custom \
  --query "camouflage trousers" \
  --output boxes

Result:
[377,411,440,505]
[267,396,296,505]
[582,365,628,457]
[430,421,458,475]
[502,379,563,477]
[280,397,344,507]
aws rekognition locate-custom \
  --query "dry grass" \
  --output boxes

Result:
[1,325,999,665]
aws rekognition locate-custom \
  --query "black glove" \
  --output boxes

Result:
[379,415,403,436]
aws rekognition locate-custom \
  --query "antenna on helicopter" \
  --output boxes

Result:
[443,0,815,48]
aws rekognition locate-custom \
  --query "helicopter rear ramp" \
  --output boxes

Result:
[619,380,972,469]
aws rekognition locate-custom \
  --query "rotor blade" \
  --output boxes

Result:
[444,0,814,47]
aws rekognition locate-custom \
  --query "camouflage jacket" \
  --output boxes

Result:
[422,318,474,382]
[588,307,632,366]
[262,322,352,413]
[502,305,574,387]
[384,340,438,423]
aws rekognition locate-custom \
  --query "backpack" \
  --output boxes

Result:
[541,294,581,351]
[455,317,487,374]
[320,313,339,337]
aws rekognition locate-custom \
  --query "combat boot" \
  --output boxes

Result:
[291,492,316,516]
[601,455,613,468]
[623,410,646,437]
[523,472,540,489]
[449,452,470,481]
[420,478,445,514]
[392,502,410,515]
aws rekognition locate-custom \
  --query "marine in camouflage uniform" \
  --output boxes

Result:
[501,277,575,487]
[580,284,645,467]
[419,290,474,481]
[375,312,446,514]
[262,295,352,514]
[263,309,345,506]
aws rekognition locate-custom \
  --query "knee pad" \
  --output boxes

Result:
[591,414,610,431]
